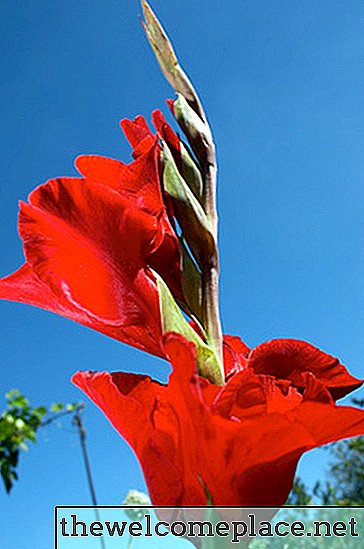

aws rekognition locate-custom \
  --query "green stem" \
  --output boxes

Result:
[200,138,223,371]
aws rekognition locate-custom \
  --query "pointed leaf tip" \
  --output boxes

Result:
[140,0,204,118]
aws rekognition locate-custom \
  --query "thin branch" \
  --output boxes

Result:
[41,404,83,427]
[73,409,107,549]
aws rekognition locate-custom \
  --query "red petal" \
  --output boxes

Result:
[120,116,153,151]
[8,177,164,355]
[161,334,220,504]
[166,99,175,115]
[223,335,250,379]
[0,263,78,316]
[21,178,157,320]
[152,109,181,169]
[147,230,183,302]
[224,335,250,358]
[0,264,163,355]
[207,400,364,506]
[72,370,162,448]
[76,142,182,299]
[75,137,163,215]
[212,370,264,418]
[221,450,300,507]
[248,338,362,400]
[72,369,186,505]
[73,333,364,508]
[301,372,334,404]
[132,135,157,158]
[291,401,364,446]
[213,369,303,421]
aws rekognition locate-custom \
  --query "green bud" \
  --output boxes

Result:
[162,142,215,268]
[173,94,212,168]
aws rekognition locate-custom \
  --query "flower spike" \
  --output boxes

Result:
[141,1,223,371]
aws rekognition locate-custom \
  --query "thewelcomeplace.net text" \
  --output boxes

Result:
[58,512,359,543]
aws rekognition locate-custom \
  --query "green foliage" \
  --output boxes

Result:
[0,390,46,492]
[0,390,78,493]
[51,402,64,413]
[286,478,312,506]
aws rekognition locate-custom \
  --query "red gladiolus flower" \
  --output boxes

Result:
[0,113,183,357]
[73,332,364,507]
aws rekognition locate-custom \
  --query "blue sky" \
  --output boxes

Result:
[1,0,364,547]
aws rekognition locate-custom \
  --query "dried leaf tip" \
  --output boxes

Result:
[140,0,205,120]
[141,0,178,70]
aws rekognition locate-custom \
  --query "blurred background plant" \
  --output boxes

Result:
[0,389,79,493]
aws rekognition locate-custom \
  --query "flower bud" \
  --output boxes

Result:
[162,142,215,268]
[172,94,212,168]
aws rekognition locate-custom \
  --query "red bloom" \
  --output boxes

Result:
[0,113,182,357]
[73,333,364,507]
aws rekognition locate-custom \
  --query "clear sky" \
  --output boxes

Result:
[1,1,364,548]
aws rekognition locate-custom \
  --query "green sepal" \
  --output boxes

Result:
[162,142,215,268]
[155,272,224,385]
